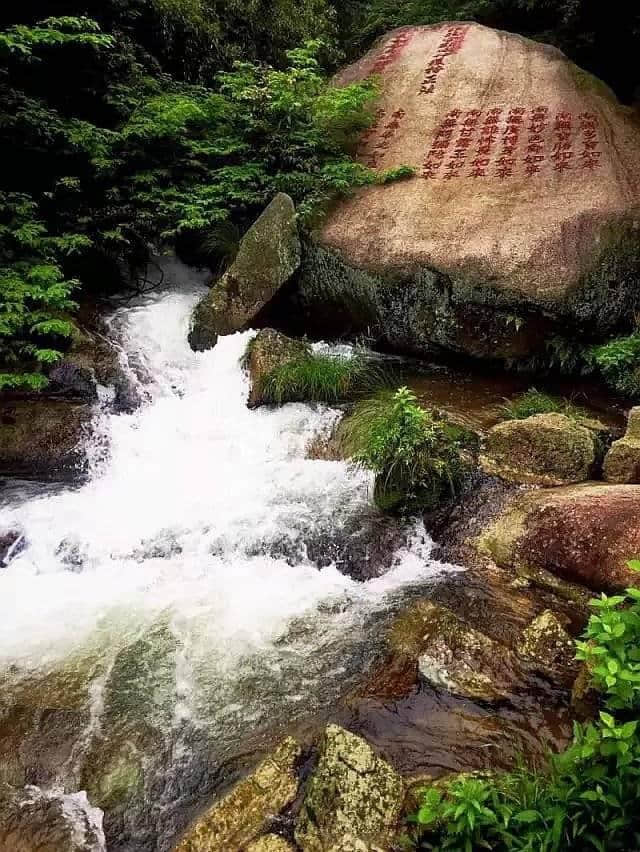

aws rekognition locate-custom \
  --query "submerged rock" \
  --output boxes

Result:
[603,406,640,483]
[295,725,404,852]
[475,483,640,591]
[0,784,105,852]
[289,24,640,362]
[189,194,301,351]
[480,413,600,486]
[174,738,301,851]
[244,328,311,407]
[517,610,577,678]
[397,600,521,702]
[0,399,92,479]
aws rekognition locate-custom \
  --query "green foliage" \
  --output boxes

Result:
[410,579,640,851]
[258,353,390,404]
[339,386,467,513]
[587,333,640,400]
[501,389,589,422]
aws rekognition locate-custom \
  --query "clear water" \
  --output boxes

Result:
[0,286,457,849]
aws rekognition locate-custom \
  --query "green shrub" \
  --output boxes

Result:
[339,386,468,513]
[501,388,588,421]
[410,573,640,851]
[587,334,640,400]
[258,353,390,405]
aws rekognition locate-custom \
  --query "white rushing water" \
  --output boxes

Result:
[0,286,458,847]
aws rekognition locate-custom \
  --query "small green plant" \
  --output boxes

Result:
[258,353,390,405]
[587,333,640,400]
[410,575,640,851]
[339,387,468,513]
[501,388,588,422]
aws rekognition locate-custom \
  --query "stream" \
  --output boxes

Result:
[0,285,461,850]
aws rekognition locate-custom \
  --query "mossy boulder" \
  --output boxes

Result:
[0,399,92,479]
[189,193,301,351]
[294,725,404,852]
[284,25,640,363]
[480,413,600,486]
[475,483,640,592]
[243,328,311,407]
[174,738,301,851]
[603,406,640,483]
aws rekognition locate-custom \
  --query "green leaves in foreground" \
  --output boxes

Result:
[410,578,640,851]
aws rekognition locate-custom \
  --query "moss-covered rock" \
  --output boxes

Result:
[189,194,301,351]
[174,738,301,851]
[603,406,640,483]
[0,399,92,479]
[516,610,577,677]
[480,413,599,486]
[246,835,295,852]
[294,725,404,852]
[243,328,311,407]
[474,483,640,592]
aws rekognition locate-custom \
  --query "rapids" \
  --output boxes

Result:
[0,285,456,850]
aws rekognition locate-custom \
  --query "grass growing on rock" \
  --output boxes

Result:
[258,353,392,405]
[339,387,469,513]
[502,388,589,422]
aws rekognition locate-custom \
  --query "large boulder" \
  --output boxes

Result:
[295,725,404,851]
[475,483,640,591]
[189,194,301,350]
[290,24,640,361]
[480,412,600,486]
[244,328,311,407]
[603,406,640,483]
[174,738,300,851]
[0,399,92,479]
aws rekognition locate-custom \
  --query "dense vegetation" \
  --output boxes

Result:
[501,389,589,422]
[410,568,640,850]
[2,0,640,389]
[340,387,470,512]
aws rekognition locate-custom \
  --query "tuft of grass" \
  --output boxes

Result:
[258,353,393,405]
[339,386,468,514]
[501,388,589,421]
[587,332,640,399]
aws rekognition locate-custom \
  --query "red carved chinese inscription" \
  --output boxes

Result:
[552,111,574,172]
[372,31,414,74]
[578,111,602,171]
[420,25,469,95]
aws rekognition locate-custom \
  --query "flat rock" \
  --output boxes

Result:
[480,412,599,486]
[293,24,640,361]
[295,725,404,852]
[475,483,640,591]
[189,193,301,350]
[0,399,92,479]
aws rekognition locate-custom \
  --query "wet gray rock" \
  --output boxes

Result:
[189,194,301,351]
[0,784,105,852]
[0,529,25,568]
[295,725,404,851]
[48,361,98,401]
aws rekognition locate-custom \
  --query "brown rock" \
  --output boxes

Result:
[516,610,577,678]
[189,194,301,351]
[293,24,640,361]
[480,413,599,486]
[243,329,311,407]
[603,406,640,483]
[0,399,92,479]
[475,483,640,591]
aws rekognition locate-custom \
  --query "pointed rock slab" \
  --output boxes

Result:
[173,738,301,852]
[295,24,640,361]
[603,407,640,483]
[295,725,404,852]
[189,194,301,351]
